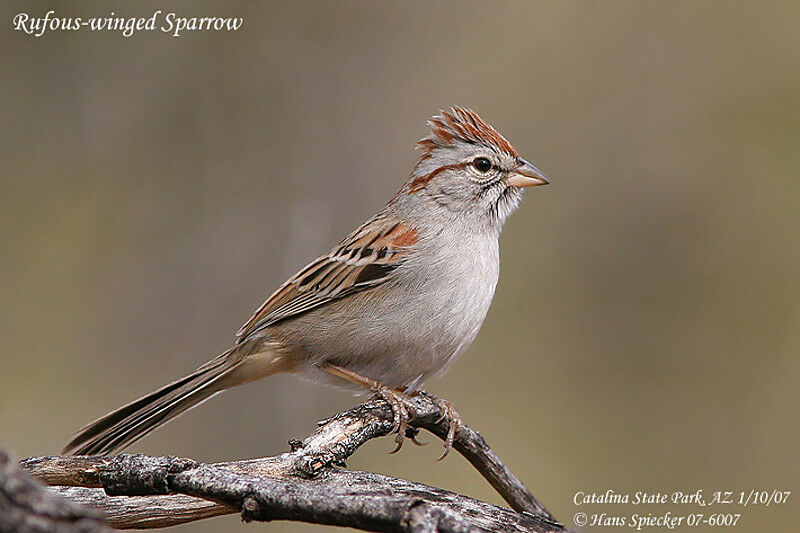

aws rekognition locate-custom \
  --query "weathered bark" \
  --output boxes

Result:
[19,395,566,532]
[0,449,110,533]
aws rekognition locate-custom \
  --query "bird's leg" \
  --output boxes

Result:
[405,390,463,460]
[321,363,418,453]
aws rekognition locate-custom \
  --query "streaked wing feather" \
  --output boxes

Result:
[235,217,418,343]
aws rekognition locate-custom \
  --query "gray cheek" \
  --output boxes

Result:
[425,181,473,213]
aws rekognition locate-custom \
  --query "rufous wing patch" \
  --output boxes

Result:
[382,222,418,248]
[235,219,419,343]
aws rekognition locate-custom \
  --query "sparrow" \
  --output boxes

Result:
[63,107,548,459]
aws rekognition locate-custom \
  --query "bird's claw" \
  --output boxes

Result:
[371,386,460,458]
[370,385,417,453]
[432,397,462,460]
[406,426,427,446]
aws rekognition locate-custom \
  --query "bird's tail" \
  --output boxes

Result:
[62,347,287,456]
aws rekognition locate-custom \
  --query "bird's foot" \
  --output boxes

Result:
[432,397,462,460]
[320,364,427,453]
[404,391,463,460]
[370,384,419,453]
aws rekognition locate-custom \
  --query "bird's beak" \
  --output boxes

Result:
[506,158,549,188]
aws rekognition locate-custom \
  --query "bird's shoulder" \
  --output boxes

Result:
[235,212,421,343]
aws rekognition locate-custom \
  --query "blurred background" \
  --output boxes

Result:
[1,1,798,532]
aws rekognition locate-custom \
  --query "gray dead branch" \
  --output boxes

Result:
[15,395,566,532]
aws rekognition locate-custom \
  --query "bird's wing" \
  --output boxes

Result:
[235,216,419,343]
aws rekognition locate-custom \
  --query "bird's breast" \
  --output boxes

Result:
[271,229,501,389]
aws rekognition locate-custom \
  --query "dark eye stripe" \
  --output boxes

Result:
[409,162,469,192]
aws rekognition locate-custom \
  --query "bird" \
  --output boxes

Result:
[63,106,548,459]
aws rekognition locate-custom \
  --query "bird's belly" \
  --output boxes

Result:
[272,271,496,390]
[288,318,483,391]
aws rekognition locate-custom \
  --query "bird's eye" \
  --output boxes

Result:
[473,157,492,173]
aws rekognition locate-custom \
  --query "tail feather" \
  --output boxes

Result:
[63,352,234,456]
[86,368,226,454]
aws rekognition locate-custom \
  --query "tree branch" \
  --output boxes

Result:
[0,449,111,533]
[20,395,566,532]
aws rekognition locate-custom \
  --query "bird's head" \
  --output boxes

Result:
[403,106,547,229]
